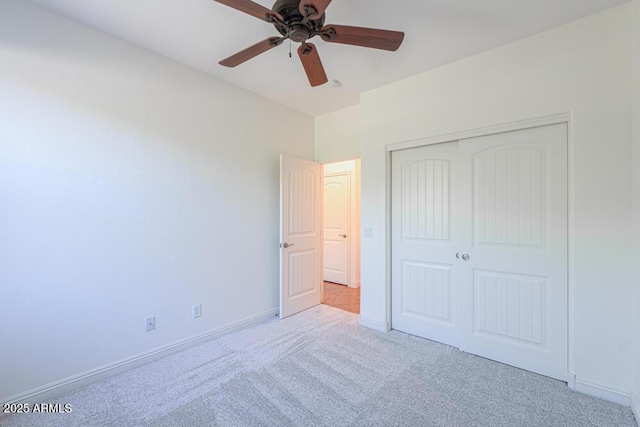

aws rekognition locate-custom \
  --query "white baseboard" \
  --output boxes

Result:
[566,371,576,390]
[632,393,639,426]
[359,315,390,332]
[1,308,278,405]
[573,377,632,406]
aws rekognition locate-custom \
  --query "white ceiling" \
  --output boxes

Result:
[27,0,628,116]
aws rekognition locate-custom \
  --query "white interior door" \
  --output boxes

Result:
[457,124,568,381]
[391,141,460,347]
[279,155,323,319]
[391,124,568,381]
[323,173,349,285]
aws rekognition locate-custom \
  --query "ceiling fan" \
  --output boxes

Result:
[213,0,405,87]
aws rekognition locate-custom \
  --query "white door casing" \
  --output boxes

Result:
[279,155,323,319]
[391,124,568,381]
[323,173,349,285]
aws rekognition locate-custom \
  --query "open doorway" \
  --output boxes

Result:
[321,159,361,314]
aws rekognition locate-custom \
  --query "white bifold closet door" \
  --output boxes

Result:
[391,124,568,381]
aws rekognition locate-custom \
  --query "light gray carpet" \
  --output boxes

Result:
[2,305,636,426]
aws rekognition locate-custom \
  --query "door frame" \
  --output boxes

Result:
[384,112,575,386]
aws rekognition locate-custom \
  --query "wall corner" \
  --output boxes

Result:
[631,392,639,425]
[359,315,391,332]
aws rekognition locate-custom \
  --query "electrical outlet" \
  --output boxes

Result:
[192,304,202,319]
[145,316,156,332]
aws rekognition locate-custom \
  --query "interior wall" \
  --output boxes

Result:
[359,5,633,401]
[315,104,362,164]
[632,0,640,417]
[0,0,313,402]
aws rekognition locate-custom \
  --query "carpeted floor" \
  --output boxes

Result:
[2,305,636,426]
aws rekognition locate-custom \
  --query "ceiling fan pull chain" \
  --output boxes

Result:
[289,37,292,58]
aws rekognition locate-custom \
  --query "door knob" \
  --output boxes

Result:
[339,234,347,238]
[282,243,294,248]
[456,252,460,259]
[462,254,470,261]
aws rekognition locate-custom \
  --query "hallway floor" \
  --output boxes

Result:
[322,281,360,314]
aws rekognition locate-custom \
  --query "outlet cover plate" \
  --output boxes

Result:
[192,304,202,319]
[145,316,156,332]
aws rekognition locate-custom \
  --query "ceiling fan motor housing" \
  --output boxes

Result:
[272,0,325,41]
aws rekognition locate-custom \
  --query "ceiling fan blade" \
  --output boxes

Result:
[299,0,332,19]
[321,25,405,51]
[297,43,328,87]
[214,0,280,22]
[219,37,283,67]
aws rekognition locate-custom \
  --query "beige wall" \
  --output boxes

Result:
[0,0,313,402]
[359,5,633,403]
[315,105,362,163]
[632,0,640,418]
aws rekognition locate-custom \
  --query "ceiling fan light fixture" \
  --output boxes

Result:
[214,0,405,87]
